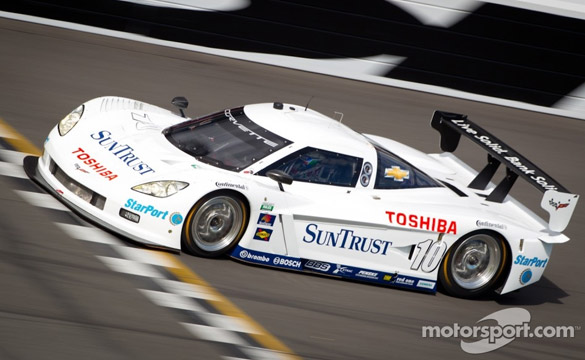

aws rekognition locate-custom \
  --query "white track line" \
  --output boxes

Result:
[181,323,249,346]
[114,246,177,268]
[14,190,69,211]
[0,161,28,178]
[54,223,119,245]
[154,278,219,301]
[0,149,30,165]
[139,289,207,312]
[97,256,164,278]
[199,312,261,335]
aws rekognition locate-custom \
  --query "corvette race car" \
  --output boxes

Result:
[24,96,578,298]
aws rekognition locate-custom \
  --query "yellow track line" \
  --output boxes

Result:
[160,253,300,359]
[0,118,41,155]
[0,116,299,359]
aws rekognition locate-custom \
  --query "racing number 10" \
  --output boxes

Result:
[410,239,447,272]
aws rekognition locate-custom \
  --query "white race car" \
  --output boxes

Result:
[25,96,578,298]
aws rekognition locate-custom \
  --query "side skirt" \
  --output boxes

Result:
[229,245,437,293]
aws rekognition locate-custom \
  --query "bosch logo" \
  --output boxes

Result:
[273,257,301,268]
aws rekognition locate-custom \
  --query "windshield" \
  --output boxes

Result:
[164,107,291,171]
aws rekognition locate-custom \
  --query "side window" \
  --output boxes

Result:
[374,147,440,189]
[259,147,363,187]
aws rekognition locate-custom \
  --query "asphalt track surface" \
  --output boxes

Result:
[1,17,584,360]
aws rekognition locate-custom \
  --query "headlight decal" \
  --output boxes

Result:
[58,105,84,136]
[131,180,189,198]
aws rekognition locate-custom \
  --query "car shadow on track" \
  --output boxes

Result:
[494,277,569,305]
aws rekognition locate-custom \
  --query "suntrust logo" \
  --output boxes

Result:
[422,308,578,354]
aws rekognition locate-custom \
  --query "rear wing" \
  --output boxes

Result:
[431,111,578,232]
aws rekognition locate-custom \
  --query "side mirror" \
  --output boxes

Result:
[172,96,189,117]
[266,170,293,191]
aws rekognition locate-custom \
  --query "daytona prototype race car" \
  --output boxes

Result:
[25,96,578,298]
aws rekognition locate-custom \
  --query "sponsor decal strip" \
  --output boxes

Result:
[231,246,436,293]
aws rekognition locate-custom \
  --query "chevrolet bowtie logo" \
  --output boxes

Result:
[385,166,410,181]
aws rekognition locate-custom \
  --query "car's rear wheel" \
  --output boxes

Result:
[439,231,508,298]
[182,192,248,257]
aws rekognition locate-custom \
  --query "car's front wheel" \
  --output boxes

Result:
[439,231,508,298]
[182,192,248,257]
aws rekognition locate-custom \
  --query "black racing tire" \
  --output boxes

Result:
[182,191,248,258]
[439,231,509,298]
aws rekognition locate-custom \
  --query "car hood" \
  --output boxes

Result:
[68,98,193,185]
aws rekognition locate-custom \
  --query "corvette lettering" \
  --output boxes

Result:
[124,199,169,219]
[71,148,118,181]
[224,109,278,147]
[90,130,155,175]
[514,255,548,268]
[302,223,393,255]
[385,211,457,234]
